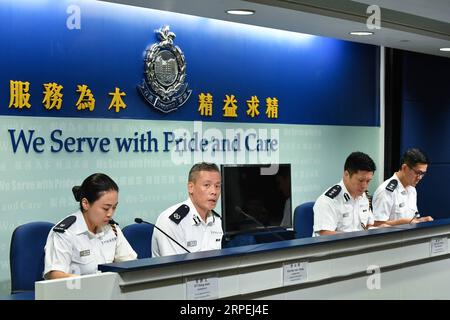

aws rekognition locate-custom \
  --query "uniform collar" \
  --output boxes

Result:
[72,210,105,238]
[339,180,363,202]
[393,173,408,193]
[187,198,214,226]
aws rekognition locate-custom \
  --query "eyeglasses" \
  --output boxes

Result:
[408,166,426,177]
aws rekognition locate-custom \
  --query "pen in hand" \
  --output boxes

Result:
[360,222,368,230]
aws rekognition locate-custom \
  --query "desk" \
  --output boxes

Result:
[36,219,450,299]
[223,228,296,247]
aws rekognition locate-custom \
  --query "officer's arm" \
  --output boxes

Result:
[318,229,339,235]
[46,270,78,280]
[314,198,340,236]
[386,216,433,226]
[153,219,186,257]
[373,189,395,226]
[44,231,76,279]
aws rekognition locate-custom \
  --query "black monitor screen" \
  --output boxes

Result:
[220,164,292,235]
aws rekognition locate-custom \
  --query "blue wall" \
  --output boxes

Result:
[401,51,450,219]
[0,0,379,126]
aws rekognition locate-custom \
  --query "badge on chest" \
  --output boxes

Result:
[80,249,90,257]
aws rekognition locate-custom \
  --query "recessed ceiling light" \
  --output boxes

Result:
[349,31,374,36]
[226,9,255,16]
[440,47,450,52]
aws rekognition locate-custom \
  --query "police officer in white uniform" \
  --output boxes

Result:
[44,173,137,279]
[373,148,433,226]
[313,152,378,236]
[152,162,223,257]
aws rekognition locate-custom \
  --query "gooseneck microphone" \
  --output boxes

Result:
[235,206,285,241]
[134,218,191,253]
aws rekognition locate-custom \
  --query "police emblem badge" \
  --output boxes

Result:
[138,25,192,113]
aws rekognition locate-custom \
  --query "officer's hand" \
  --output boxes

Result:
[417,216,433,223]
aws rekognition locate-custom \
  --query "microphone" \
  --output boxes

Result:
[235,206,285,241]
[134,218,191,253]
[409,212,421,224]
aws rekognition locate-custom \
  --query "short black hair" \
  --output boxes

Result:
[72,173,119,212]
[400,148,429,168]
[344,152,376,175]
[188,162,220,182]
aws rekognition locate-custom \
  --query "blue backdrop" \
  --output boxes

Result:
[401,51,450,219]
[0,0,379,126]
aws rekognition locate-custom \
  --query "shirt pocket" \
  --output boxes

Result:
[71,249,97,275]
[359,210,369,225]
[102,242,116,263]
[210,230,223,250]
[394,202,411,219]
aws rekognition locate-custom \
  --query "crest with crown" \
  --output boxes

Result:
[138,25,192,113]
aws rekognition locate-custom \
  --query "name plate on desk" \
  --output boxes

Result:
[283,261,308,286]
[430,237,448,256]
[185,274,219,300]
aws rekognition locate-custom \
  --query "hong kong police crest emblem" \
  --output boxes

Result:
[138,25,192,113]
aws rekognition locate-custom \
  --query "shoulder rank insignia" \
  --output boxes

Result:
[325,185,341,199]
[53,215,76,233]
[386,179,398,192]
[169,204,190,224]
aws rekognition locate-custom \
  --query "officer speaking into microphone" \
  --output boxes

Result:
[151,162,223,257]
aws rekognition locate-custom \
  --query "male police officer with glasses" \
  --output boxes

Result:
[373,148,433,226]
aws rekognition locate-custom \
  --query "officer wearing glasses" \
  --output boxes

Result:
[373,148,433,226]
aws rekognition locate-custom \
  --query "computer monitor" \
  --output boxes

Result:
[220,164,292,235]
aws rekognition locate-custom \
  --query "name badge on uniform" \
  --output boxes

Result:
[80,249,90,257]
[187,240,197,247]
[399,202,405,207]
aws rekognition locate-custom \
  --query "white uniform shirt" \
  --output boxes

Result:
[313,180,374,236]
[151,198,223,257]
[44,210,137,278]
[372,173,418,221]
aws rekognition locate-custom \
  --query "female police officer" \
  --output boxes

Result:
[44,173,137,279]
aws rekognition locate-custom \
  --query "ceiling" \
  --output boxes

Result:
[101,0,450,58]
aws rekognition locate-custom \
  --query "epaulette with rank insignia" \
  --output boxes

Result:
[169,204,190,224]
[325,185,341,199]
[385,179,398,192]
[53,215,76,233]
